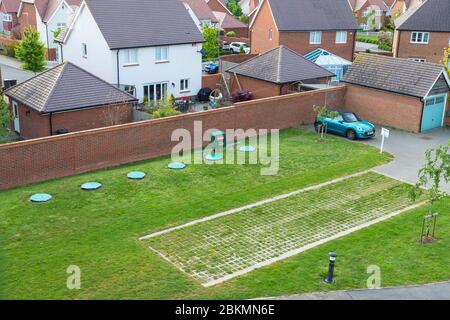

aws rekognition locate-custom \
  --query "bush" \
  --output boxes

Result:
[231,90,254,103]
[152,105,181,118]
[3,42,17,58]
[378,31,392,46]
[226,31,236,37]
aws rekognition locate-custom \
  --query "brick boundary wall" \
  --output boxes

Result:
[201,74,223,90]
[0,87,346,190]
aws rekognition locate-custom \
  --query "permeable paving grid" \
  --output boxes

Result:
[142,172,419,286]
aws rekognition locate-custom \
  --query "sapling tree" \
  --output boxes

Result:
[409,141,450,223]
[15,27,46,73]
[313,105,339,141]
[202,25,219,61]
[0,97,13,138]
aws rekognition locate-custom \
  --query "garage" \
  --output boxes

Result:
[342,54,450,133]
[422,94,447,131]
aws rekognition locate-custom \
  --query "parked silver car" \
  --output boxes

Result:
[229,42,250,54]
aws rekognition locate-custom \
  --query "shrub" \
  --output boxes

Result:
[378,31,392,46]
[231,90,254,103]
[152,105,181,118]
[226,31,236,37]
[3,42,17,58]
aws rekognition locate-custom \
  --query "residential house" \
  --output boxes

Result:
[348,0,388,31]
[5,62,137,139]
[0,0,20,36]
[181,0,218,31]
[57,0,204,106]
[213,10,248,37]
[227,46,334,99]
[250,0,358,62]
[389,0,423,18]
[393,0,450,64]
[17,0,81,60]
[342,53,450,132]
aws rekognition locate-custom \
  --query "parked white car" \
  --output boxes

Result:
[230,42,250,54]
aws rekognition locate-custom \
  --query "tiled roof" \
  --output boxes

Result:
[396,0,450,32]
[267,0,358,31]
[213,10,247,29]
[4,62,137,113]
[1,0,21,13]
[181,0,218,22]
[342,53,449,98]
[85,0,204,49]
[227,46,334,84]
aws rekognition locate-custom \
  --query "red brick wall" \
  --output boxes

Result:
[229,74,281,98]
[11,101,134,139]
[250,0,279,54]
[344,84,424,132]
[219,53,257,63]
[202,74,222,90]
[279,31,356,62]
[394,30,450,64]
[224,27,249,38]
[220,35,250,45]
[0,86,346,189]
[18,3,37,36]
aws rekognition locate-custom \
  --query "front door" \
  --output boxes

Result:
[12,101,20,133]
[421,95,446,132]
[143,82,168,106]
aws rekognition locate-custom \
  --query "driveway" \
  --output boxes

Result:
[264,281,450,300]
[361,126,450,193]
[355,41,390,53]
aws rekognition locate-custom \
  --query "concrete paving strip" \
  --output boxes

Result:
[138,170,371,240]
[261,281,450,300]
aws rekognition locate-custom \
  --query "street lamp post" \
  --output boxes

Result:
[324,252,337,284]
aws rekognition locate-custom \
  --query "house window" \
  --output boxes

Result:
[123,49,138,65]
[309,31,322,44]
[410,32,429,44]
[375,9,383,16]
[435,96,445,104]
[269,29,272,40]
[56,22,66,29]
[336,31,347,44]
[82,43,88,57]
[119,85,136,96]
[360,24,369,31]
[363,10,370,17]
[180,79,189,92]
[3,14,12,22]
[155,46,169,62]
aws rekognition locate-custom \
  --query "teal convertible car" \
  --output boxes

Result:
[314,111,376,140]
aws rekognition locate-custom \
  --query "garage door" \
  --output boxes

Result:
[421,94,447,132]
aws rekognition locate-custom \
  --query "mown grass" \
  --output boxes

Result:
[0,128,444,299]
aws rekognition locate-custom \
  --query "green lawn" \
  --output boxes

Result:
[0,128,447,299]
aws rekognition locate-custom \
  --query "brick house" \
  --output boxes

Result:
[0,0,20,36]
[389,0,423,18]
[249,0,358,62]
[393,0,450,64]
[16,0,80,60]
[213,10,248,37]
[227,46,334,99]
[5,62,137,139]
[342,53,450,132]
[348,0,388,31]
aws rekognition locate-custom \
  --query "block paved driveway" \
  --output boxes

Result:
[360,126,450,193]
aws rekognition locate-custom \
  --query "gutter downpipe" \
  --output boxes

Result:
[49,112,53,136]
[45,23,50,61]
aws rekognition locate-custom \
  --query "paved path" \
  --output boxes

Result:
[355,41,391,53]
[361,126,450,193]
[265,281,450,300]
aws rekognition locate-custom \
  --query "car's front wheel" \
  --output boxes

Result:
[346,129,357,140]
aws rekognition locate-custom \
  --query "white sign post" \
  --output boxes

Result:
[380,128,390,154]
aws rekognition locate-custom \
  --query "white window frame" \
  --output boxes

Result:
[309,31,322,45]
[269,29,272,40]
[56,22,66,29]
[3,14,12,22]
[375,9,383,16]
[410,32,429,44]
[82,43,88,57]
[123,49,138,65]
[336,31,347,44]
[180,79,189,92]
[155,46,169,62]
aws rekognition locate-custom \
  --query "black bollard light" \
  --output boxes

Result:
[324,252,337,284]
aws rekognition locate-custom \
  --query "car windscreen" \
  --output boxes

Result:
[342,113,359,122]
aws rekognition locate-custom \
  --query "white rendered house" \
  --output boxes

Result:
[57,0,204,104]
